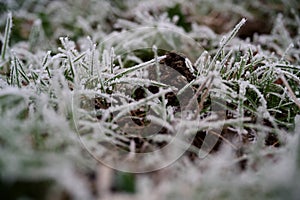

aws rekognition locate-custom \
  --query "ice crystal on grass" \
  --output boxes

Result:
[0,1,300,199]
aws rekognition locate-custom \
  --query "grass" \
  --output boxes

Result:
[0,0,300,199]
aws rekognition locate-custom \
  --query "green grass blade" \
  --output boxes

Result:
[1,12,13,61]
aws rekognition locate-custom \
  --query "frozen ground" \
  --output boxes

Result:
[0,0,300,199]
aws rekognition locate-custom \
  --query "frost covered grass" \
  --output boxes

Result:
[0,0,300,199]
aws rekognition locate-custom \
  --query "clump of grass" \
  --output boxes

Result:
[0,1,300,199]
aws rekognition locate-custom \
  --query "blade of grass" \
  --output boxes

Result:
[104,55,166,84]
[1,12,12,61]
[279,73,300,109]
[15,55,30,84]
[208,18,246,72]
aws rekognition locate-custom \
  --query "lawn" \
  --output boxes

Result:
[0,0,300,199]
